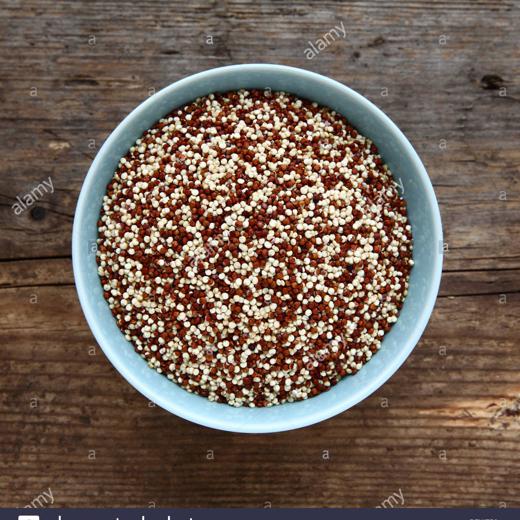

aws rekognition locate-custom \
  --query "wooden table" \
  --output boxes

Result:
[1,0,519,509]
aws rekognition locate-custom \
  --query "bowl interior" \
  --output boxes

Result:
[72,64,442,433]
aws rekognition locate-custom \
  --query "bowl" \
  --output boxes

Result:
[72,64,443,433]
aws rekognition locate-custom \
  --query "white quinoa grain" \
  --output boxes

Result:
[97,89,413,407]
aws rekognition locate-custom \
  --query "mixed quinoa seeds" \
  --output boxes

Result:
[96,89,413,407]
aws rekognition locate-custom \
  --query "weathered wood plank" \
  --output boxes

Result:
[0,272,519,507]
[0,0,519,268]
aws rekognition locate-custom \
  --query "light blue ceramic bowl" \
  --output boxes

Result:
[72,64,443,433]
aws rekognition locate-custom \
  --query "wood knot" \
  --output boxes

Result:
[480,74,505,90]
[30,206,46,221]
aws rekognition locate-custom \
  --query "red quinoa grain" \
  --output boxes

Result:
[96,89,413,407]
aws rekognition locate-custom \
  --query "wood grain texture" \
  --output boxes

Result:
[0,0,519,509]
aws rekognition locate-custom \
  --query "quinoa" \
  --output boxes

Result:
[96,89,413,407]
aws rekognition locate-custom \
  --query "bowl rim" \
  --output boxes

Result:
[72,63,443,433]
